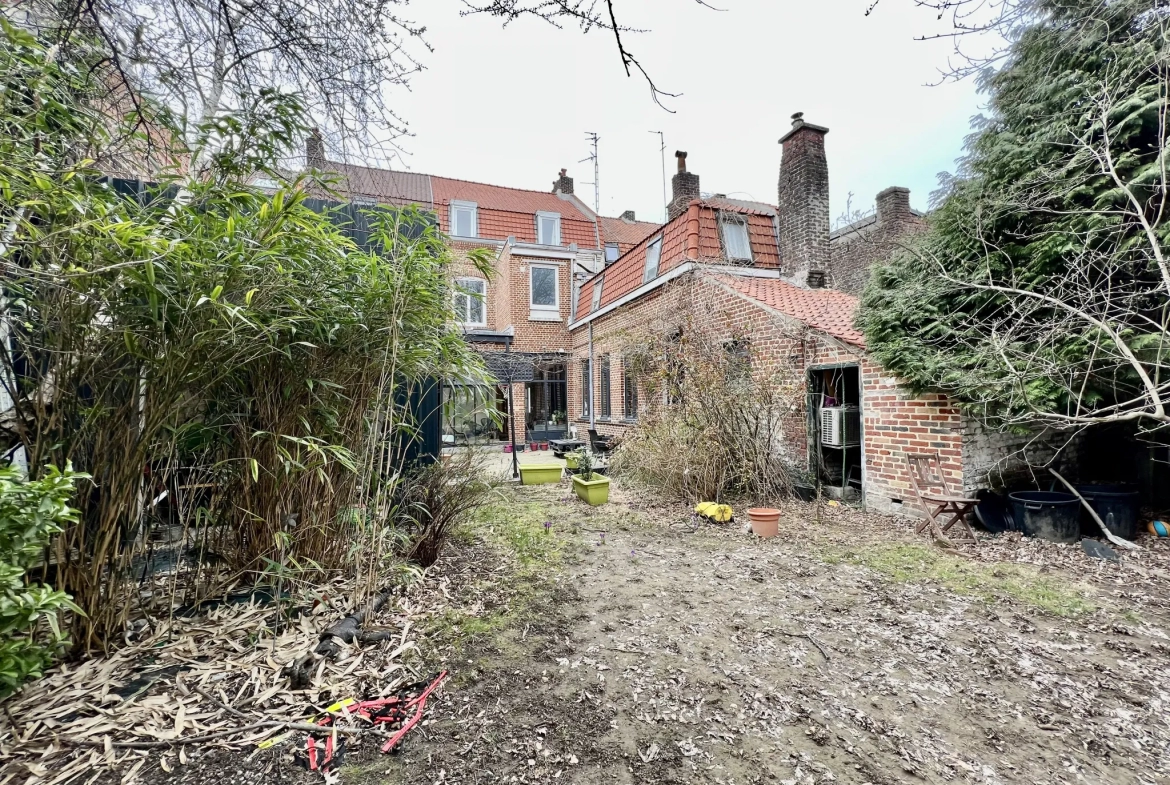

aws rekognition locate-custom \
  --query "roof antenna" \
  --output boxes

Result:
[580,132,600,213]
[649,131,666,222]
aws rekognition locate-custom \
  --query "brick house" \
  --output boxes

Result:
[565,114,994,514]
[306,137,666,448]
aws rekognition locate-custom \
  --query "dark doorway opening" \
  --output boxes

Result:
[526,363,567,442]
[809,365,862,499]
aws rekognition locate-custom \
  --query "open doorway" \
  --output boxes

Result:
[808,365,862,499]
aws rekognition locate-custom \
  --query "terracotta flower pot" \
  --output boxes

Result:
[747,507,780,538]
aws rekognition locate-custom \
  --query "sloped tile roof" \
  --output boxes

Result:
[573,199,784,321]
[702,196,777,216]
[599,216,662,252]
[322,163,433,206]
[715,275,865,348]
[431,176,598,247]
[315,162,600,248]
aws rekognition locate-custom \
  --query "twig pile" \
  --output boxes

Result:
[0,571,453,785]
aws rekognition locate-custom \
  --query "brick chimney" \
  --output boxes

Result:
[778,113,830,283]
[876,186,912,225]
[553,168,574,194]
[306,128,326,170]
[620,210,636,222]
[667,151,700,221]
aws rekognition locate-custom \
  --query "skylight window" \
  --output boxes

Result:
[720,215,752,262]
[642,236,663,283]
[591,277,604,312]
[605,243,620,264]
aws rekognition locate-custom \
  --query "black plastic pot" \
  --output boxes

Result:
[793,485,817,502]
[1076,485,1140,540]
[1009,491,1080,544]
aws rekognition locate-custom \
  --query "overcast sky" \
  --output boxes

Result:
[382,0,989,225]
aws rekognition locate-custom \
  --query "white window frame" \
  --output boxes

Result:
[605,243,620,264]
[643,235,663,284]
[591,276,604,312]
[535,211,562,246]
[450,200,478,238]
[529,264,559,316]
[453,277,487,327]
[720,214,752,262]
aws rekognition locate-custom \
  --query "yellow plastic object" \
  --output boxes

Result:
[694,502,734,523]
[255,697,357,748]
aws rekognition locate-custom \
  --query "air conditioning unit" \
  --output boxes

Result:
[820,406,861,447]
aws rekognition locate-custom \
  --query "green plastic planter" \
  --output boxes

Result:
[519,464,563,485]
[572,474,611,506]
[564,454,580,470]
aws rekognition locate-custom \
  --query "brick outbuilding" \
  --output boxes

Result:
[565,114,1056,515]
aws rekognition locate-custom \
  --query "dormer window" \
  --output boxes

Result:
[536,211,561,245]
[720,215,752,262]
[605,243,620,264]
[450,200,477,238]
[642,236,663,283]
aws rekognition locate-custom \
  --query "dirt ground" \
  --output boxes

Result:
[11,476,1170,785]
[344,480,1170,785]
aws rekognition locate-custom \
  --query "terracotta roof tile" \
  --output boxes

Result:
[573,200,784,321]
[715,275,864,348]
[315,162,600,248]
[599,216,662,252]
[317,163,433,206]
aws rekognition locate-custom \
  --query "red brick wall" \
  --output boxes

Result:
[860,363,963,516]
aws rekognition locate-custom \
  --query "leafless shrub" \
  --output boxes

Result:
[608,282,804,504]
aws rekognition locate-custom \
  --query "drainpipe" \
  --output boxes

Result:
[588,321,596,432]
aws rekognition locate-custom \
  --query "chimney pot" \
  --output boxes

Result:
[778,114,830,283]
[875,186,912,225]
[668,151,700,221]
[305,128,326,170]
[553,169,574,195]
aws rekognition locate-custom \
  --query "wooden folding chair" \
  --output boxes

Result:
[904,452,979,546]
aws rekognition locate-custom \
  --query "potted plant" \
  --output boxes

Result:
[564,450,583,471]
[572,452,611,506]
[788,464,817,502]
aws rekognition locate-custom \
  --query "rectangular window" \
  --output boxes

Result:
[530,265,558,314]
[581,359,592,418]
[720,215,752,262]
[591,276,604,312]
[454,277,486,326]
[725,338,751,384]
[599,355,611,418]
[450,200,477,238]
[622,359,638,419]
[643,236,663,283]
[536,211,561,245]
[605,243,620,264]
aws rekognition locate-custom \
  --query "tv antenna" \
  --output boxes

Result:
[649,130,666,222]
[580,132,600,213]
